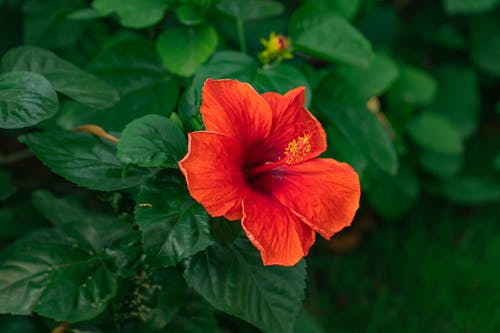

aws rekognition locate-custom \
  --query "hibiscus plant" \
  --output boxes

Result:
[1,0,499,332]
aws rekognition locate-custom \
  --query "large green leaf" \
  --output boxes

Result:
[32,190,142,278]
[407,112,464,154]
[183,237,307,333]
[1,46,119,109]
[117,114,187,168]
[442,0,499,14]
[19,131,154,191]
[135,175,213,268]
[290,5,374,67]
[469,15,500,77]
[0,71,58,129]
[70,36,179,131]
[316,76,398,174]
[216,0,284,22]
[0,189,138,321]
[92,0,168,28]
[156,25,218,77]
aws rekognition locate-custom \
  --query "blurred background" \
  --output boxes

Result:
[1,0,499,332]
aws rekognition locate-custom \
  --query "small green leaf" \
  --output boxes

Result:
[0,71,58,129]
[19,131,154,191]
[407,112,464,154]
[290,6,374,67]
[183,237,307,333]
[117,114,187,168]
[92,0,168,28]
[135,175,213,268]
[156,25,218,77]
[1,46,120,109]
[443,0,499,14]
[216,0,284,22]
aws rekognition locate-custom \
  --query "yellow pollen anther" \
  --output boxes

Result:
[284,134,312,164]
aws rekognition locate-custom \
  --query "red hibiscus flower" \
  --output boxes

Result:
[179,79,361,266]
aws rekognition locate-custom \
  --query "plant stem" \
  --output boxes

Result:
[236,19,247,53]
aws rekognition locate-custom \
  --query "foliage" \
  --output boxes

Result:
[1,0,499,332]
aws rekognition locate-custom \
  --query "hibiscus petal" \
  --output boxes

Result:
[268,158,361,239]
[241,192,315,266]
[179,131,247,219]
[201,79,273,145]
[261,87,327,162]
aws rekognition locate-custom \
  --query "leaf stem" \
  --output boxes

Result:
[236,19,247,53]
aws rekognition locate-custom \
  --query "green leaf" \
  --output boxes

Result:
[407,112,464,154]
[135,175,213,268]
[335,52,399,101]
[32,190,134,251]
[59,37,180,131]
[32,190,142,278]
[366,164,420,220]
[0,71,59,129]
[316,77,398,174]
[0,168,17,200]
[19,131,153,191]
[216,0,284,22]
[1,46,119,109]
[443,0,499,14]
[427,65,480,138]
[388,65,437,107]
[0,228,117,321]
[141,268,220,333]
[183,237,307,333]
[290,6,374,67]
[117,114,187,168]
[156,25,218,77]
[253,64,312,107]
[92,0,168,28]
[469,15,500,77]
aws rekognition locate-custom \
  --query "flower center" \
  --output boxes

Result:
[246,134,312,178]
[284,134,311,164]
